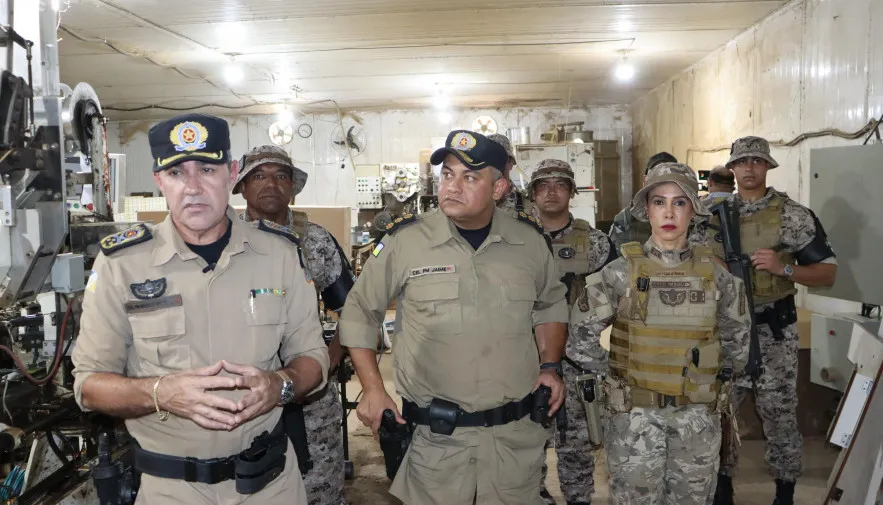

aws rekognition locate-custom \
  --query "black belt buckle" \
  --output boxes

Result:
[428,398,460,436]
[658,395,677,408]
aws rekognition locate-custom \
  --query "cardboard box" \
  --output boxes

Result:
[136,206,352,259]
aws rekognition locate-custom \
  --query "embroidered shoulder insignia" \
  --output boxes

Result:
[100,224,153,256]
[256,219,300,246]
[384,213,419,235]
[516,211,544,234]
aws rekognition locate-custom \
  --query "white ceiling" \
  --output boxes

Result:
[57,0,787,120]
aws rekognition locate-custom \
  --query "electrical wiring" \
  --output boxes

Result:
[0,300,72,386]
[687,115,883,158]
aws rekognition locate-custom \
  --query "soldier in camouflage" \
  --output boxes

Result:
[608,152,677,250]
[528,159,617,505]
[701,137,837,505]
[571,162,751,505]
[489,133,531,216]
[235,145,354,505]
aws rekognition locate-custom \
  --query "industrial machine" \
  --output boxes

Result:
[0,1,137,503]
[354,162,437,235]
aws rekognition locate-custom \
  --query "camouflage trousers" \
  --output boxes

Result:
[303,375,346,505]
[541,361,597,502]
[605,405,721,505]
[720,321,802,482]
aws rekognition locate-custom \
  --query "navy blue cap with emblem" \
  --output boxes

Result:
[430,130,508,172]
[149,113,231,172]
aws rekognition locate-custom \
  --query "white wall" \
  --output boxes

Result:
[631,0,883,315]
[106,106,633,209]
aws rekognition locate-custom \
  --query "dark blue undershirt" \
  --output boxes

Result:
[456,221,492,251]
[186,218,232,269]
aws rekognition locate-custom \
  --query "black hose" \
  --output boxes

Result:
[44,431,70,464]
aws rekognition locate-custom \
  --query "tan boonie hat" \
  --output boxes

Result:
[234,145,308,196]
[726,136,779,169]
[527,159,576,198]
[487,133,516,162]
[630,162,710,221]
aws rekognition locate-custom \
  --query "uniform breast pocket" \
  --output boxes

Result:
[128,307,190,374]
[404,279,462,335]
[243,295,288,366]
[501,281,537,333]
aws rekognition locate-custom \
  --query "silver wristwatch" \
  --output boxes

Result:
[276,370,295,404]
[783,264,794,278]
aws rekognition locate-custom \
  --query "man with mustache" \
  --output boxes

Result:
[340,129,568,505]
[234,145,354,505]
[705,136,837,505]
[72,113,329,505]
[528,159,617,505]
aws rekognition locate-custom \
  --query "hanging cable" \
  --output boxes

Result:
[0,300,72,386]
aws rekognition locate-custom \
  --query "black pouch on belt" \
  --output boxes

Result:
[428,398,460,436]
[234,420,288,494]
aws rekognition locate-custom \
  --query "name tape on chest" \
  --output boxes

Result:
[409,265,456,278]
[125,294,183,314]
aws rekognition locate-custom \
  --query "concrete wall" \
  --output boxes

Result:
[631,0,883,315]
[106,105,633,208]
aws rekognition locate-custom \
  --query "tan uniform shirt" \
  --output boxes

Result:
[340,208,567,411]
[72,209,329,461]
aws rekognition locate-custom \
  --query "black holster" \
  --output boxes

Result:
[756,294,797,341]
[378,409,412,480]
[133,418,287,494]
[282,403,313,475]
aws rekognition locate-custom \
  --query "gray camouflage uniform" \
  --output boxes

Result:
[572,242,750,504]
[241,209,347,505]
[528,159,616,504]
[696,187,836,483]
[572,162,750,505]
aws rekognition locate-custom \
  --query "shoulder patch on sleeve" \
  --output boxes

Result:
[384,213,419,235]
[100,224,153,255]
[516,211,544,234]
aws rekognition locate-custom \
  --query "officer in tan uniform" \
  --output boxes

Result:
[71,113,329,505]
[340,129,569,505]
[570,163,751,505]
[527,159,616,505]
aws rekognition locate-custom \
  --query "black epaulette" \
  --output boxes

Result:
[516,211,544,234]
[99,224,153,256]
[257,219,301,246]
[383,213,419,235]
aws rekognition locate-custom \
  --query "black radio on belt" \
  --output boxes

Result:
[530,386,552,425]
[428,398,461,436]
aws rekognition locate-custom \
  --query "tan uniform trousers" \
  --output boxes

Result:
[135,442,306,505]
[391,417,547,505]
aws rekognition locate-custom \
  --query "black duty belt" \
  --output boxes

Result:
[756,294,797,341]
[402,393,534,436]
[134,418,287,494]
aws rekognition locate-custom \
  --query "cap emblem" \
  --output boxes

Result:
[452,132,477,151]
[171,121,209,152]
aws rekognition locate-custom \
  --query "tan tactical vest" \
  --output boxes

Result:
[551,219,593,276]
[708,194,796,305]
[609,242,722,404]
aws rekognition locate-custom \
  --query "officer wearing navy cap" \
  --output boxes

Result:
[72,113,329,504]
[340,129,568,505]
